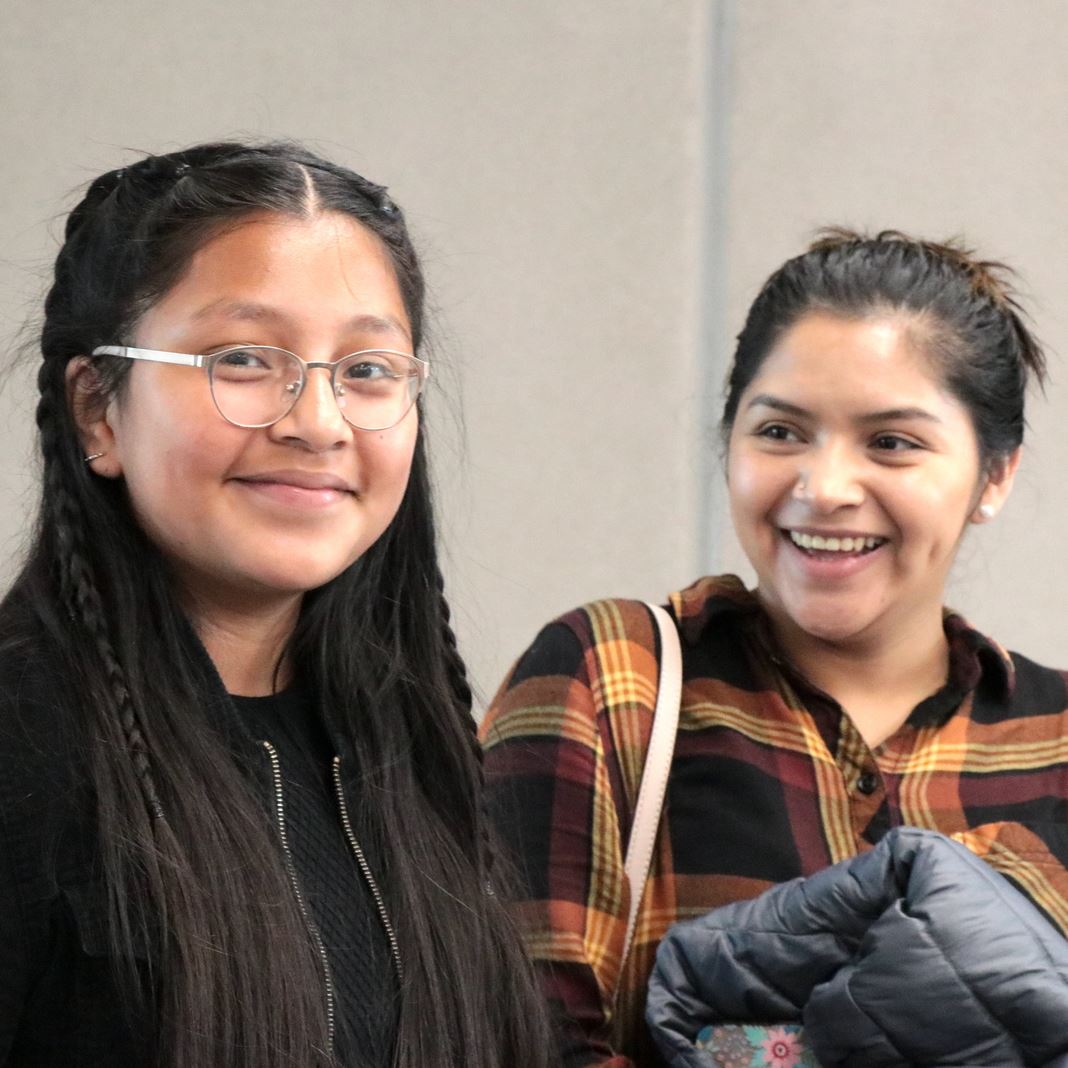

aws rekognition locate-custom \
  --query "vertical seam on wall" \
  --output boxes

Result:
[696,0,736,576]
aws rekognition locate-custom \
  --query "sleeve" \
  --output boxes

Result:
[480,615,637,1068]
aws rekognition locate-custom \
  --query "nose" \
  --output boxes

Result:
[268,365,350,451]
[793,442,865,512]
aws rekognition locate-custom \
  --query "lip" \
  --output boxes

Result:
[236,469,356,493]
[232,469,357,509]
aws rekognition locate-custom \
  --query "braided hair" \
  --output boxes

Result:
[722,228,1046,470]
[12,141,550,1068]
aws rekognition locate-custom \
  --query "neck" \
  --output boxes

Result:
[765,603,950,747]
[185,588,303,696]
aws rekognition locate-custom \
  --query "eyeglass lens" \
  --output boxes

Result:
[208,347,421,430]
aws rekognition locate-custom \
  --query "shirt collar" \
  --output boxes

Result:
[669,573,764,647]
[667,574,1016,719]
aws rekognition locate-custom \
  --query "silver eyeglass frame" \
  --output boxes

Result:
[91,344,430,431]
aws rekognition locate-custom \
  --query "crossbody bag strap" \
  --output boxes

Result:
[620,602,682,964]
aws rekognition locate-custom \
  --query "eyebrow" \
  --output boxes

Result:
[190,299,411,341]
[745,394,943,425]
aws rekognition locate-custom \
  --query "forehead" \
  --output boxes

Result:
[745,311,957,413]
[138,210,411,343]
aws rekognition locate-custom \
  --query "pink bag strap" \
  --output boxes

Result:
[620,602,682,964]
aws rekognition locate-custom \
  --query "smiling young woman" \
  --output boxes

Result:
[481,231,1068,1066]
[725,310,1019,747]
[0,142,551,1068]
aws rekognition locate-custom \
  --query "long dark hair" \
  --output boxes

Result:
[722,228,1047,468]
[9,141,551,1067]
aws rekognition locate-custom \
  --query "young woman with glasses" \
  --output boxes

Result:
[482,231,1068,1065]
[0,141,550,1068]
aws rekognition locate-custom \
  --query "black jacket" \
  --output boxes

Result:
[647,827,1068,1068]
[0,602,397,1066]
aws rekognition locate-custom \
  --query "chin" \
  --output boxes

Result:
[218,557,356,601]
[257,566,351,596]
[783,597,875,646]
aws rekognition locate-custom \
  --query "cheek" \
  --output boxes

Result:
[359,421,419,501]
[727,450,783,529]
[884,466,976,548]
[114,401,249,537]
[125,416,242,487]
[114,376,226,471]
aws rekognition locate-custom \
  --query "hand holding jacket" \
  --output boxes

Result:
[647,828,1068,1068]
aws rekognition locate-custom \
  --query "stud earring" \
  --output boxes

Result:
[977,503,996,521]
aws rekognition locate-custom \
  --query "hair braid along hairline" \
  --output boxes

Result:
[432,563,497,885]
[37,370,166,822]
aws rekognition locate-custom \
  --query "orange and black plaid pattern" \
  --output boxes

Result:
[481,575,1068,1068]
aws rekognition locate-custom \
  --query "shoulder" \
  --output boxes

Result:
[965,630,1068,724]
[942,611,1068,725]
[483,575,759,741]
[495,598,662,691]
[0,601,77,725]
[0,600,87,806]
[0,600,94,932]
[481,598,661,745]
[999,649,1068,722]
[499,574,756,687]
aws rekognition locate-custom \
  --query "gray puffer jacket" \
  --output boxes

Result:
[647,828,1068,1068]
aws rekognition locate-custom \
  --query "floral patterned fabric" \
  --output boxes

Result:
[694,1025,821,1068]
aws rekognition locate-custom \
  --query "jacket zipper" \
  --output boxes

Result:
[262,740,337,1056]
[331,756,404,982]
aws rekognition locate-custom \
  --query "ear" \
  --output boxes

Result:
[65,357,122,478]
[970,447,1021,524]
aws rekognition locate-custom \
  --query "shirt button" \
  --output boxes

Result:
[857,772,880,796]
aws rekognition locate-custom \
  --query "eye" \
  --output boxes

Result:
[210,346,291,384]
[755,422,802,444]
[338,352,413,395]
[344,359,398,381]
[215,347,269,369]
[871,433,922,453]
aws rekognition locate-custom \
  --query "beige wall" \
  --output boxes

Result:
[0,1,1063,708]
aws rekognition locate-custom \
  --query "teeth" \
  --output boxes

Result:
[788,531,884,553]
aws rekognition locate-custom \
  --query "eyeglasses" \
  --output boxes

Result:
[91,344,429,431]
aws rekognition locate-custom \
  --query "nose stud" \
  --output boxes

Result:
[792,476,810,500]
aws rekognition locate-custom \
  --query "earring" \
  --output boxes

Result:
[977,503,996,521]
[84,452,106,463]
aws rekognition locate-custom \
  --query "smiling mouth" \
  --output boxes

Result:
[785,530,888,555]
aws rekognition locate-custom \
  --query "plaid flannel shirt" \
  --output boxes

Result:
[481,575,1068,1067]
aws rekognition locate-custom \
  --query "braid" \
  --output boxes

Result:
[36,367,165,822]
[432,564,496,883]
[433,565,473,716]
